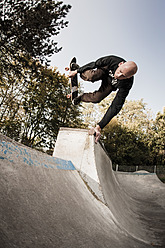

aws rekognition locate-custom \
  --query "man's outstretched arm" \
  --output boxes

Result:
[98,87,131,129]
[89,87,131,143]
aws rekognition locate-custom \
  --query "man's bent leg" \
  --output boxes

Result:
[80,68,106,82]
[81,77,113,103]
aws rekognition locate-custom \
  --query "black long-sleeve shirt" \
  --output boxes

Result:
[77,55,134,129]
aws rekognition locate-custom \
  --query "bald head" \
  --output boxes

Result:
[124,61,138,77]
[114,61,138,80]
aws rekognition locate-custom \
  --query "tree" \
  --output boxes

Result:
[81,95,154,166]
[149,108,165,165]
[20,66,83,149]
[0,0,71,79]
[81,94,153,131]
[0,63,83,149]
[0,0,74,149]
[116,99,153,133]
[101,120,151,166]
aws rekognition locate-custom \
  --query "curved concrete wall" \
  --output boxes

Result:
[0,129,165,248]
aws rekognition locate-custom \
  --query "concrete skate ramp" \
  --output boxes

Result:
[94,142,165,245]
[54,128,165,247]
[0,129,165,248]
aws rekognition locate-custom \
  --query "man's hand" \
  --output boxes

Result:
[89,125,101,144]
[69,70,77,78]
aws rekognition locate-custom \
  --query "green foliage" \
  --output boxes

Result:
[101,121,151,166]
[81,93,164,166]
[149,108,165,165]
[0,0,80,150]
[0,63,83,149]
[0,0,71,59]
[0,0,71,83]
[117,99,153,133]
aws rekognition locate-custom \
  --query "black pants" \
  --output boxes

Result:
[80,68,113,103]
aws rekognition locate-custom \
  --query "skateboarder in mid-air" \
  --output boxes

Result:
[68,55,138,143]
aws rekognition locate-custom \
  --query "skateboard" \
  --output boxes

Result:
[65,57,78,101]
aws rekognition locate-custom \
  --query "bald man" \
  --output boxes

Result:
[69,55,138,143]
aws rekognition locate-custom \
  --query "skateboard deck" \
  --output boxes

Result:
[65,57,78,101]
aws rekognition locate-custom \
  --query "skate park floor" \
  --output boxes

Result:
[0,128,165,248]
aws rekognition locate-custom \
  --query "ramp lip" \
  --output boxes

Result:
[59,127,89,132]
[114,171,156,175]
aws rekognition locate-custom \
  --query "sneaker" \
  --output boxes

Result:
[73,94,82,105]
[71,62,80,71]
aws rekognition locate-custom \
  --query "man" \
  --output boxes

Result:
[69,55,138,143]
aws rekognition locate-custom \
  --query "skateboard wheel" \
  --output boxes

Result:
[67,94,71,98]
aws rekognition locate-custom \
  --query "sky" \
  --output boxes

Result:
[51,0,165,117]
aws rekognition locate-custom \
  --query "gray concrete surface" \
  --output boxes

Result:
[0,128,165,248]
